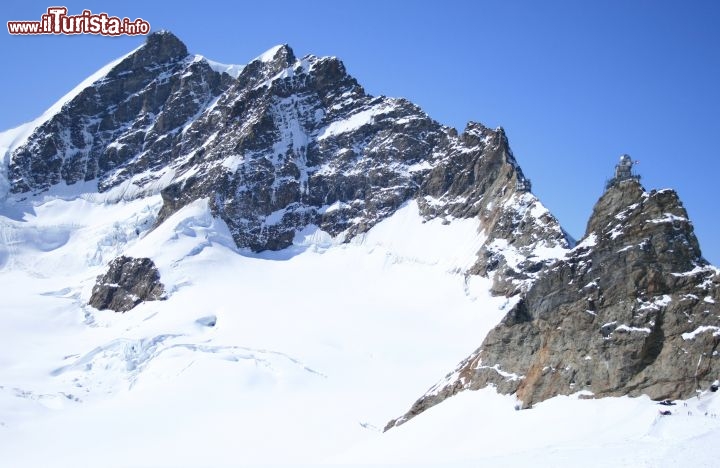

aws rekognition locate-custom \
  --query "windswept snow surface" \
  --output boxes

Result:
[256,44,285,62]
[196,55,245,78]
[317,102,397,140]
[1,194,720,467]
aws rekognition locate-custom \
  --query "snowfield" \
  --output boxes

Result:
[1,190,720,467]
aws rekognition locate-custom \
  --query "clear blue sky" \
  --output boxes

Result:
[2,1,719,264]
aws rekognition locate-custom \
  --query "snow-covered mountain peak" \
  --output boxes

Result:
[132,30,189,66]
[255,43,296,64]
[3,31,718,466]
[0,31,570,292]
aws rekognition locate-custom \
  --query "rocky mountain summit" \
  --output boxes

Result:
[387,165,720,429]
[3,31,568,297]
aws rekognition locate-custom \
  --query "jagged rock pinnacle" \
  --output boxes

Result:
[267,44,296,67]
[586,178,646,236]
[129,30,189,68]
[387,158,719,429]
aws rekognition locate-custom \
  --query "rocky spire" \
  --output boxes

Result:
[121,30,189,70]
[386,160,720,429]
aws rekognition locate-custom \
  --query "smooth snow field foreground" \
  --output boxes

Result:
[1,192,719,467]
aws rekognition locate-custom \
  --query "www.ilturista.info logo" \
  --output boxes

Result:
[7,7,150,36]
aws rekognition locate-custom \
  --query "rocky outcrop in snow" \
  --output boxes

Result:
[387,178,720,429]
[89,256,165,312]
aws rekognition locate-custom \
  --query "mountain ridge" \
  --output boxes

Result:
[1,31,717,437]
[1,31,569,297]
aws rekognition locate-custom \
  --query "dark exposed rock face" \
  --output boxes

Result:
[89,256,165,312]
[387,179,719,429]
[418,124,569,296]
[6,32,568,295]
[9,31,230,195]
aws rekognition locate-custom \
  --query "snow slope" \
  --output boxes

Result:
[1,190,719,467]
[341,388,720,467]
[0,192,509,466]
